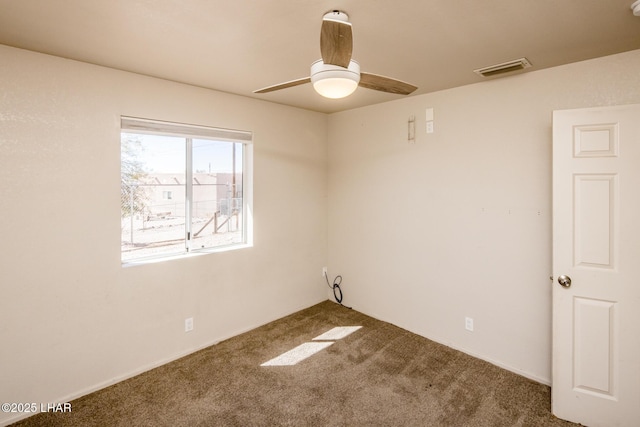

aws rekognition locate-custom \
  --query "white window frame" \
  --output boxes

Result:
[121,116,253,264]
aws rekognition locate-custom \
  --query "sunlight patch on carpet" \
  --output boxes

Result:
[312,326,362,341]
[261,342,333,366]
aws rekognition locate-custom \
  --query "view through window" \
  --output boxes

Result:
[120,117,251,262]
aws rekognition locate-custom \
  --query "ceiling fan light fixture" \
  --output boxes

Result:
[310,59,360,99]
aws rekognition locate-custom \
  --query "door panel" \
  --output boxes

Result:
[552,104,640,426]
[573,174,616,268]
[573,297,616,397]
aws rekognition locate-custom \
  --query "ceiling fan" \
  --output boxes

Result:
[254,10,418,99]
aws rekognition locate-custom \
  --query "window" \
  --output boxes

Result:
[120,117,252,263]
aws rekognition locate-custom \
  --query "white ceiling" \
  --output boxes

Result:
[1,0,639,114]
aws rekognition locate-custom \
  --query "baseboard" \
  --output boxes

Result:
[349,305,551,387]
[1,299,326,427]
[1,336,224,427]
[425,335,551,386]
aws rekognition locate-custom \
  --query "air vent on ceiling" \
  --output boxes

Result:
[474,58,532,77]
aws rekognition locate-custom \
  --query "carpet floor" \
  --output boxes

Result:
[12,300,580,426]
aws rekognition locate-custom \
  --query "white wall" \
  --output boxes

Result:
[327,49,640,384]
[0,45,327,425]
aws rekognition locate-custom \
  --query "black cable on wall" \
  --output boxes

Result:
[324,270,352,309]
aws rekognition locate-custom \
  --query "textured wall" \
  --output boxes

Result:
[327,49,640,384]
[0,45,328,425]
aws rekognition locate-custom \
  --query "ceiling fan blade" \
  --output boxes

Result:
[253,77,311,94]
[359,72,418,95]
[320,18,353,67]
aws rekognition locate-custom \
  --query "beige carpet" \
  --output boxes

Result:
[12,301,579,426]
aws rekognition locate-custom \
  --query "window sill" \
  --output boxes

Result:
[121,243,252,267]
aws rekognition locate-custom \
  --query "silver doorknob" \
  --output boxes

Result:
[558,275,572,288]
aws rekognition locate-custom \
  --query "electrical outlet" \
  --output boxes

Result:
[465,317,474,332]
[185,317,194,332]
[322,267,327,277]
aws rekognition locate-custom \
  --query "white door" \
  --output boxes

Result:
[552,104,640,426]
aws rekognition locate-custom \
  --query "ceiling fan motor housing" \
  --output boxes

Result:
[323,10,349,22]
